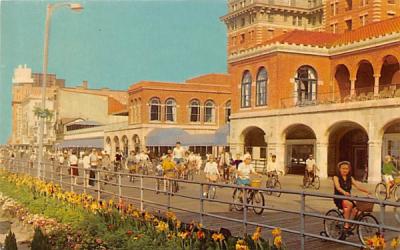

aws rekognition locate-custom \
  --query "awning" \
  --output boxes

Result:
[146,128,189,146]
[55,137,104,149]
[146,125,230,147]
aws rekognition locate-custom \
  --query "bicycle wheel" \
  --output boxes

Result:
[324,209,344,239]
[303,176,310,188]
[314,176,321,190]
[357,214,379,245]
[273,180,282,197]
[208,185,216,199]
[232,189,244,211]
[375,183,387,200]
[265,179,273,195]
[394,185,400,201]
[252,191,265,215]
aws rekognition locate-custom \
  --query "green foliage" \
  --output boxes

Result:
[4,230,18,250]
[31,227,51,250]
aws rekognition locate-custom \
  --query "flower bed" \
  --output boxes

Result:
[0,168,286,249]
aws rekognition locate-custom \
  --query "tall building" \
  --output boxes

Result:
[221,0,324,54]
[11,65,63,147]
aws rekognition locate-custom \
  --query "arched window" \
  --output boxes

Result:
[189,99,200,122]
[241,71,252,108]
[204,100,215,123]
[149,98,161,121]
[256,67,267,106]
[225,101,231,123]
[295,66,317,105]
[165,98,176,122]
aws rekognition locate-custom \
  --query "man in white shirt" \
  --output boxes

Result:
[89,149,99,186]
[305,154,318,182]
[267,155,278,175]
[172,142,185,164]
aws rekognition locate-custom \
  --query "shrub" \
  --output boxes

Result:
[31,227,51,250]
[4,230,18,250]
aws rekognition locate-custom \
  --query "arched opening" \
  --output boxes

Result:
[355,60,374,95]
[113,136,120,153]
[380,55,400,96]
[240,126,267,159]
[284,124,316,174]
[105,137,111,155]
[334,64,351,99]
[382,119,400,169]
[294,65,318,106]
[132,134,140,153]
[121,135,129,156]
[328,122,368,180]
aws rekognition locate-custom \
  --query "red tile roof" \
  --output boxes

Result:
[261,16,400,48]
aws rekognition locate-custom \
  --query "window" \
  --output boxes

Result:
[165,98,176,122]
[225,101,231,123]
[189,99,200,122]
[346,19,352,31]
[360,0,368,6]
[204,100,215,123]
[295,66,317,106]
[360,14,368,26]
[345,0,352,10]
[149,98,161,121]
[241,18,245,27]
[241,71,252,108]
[284,13,288,22]
[388,12,396,18]
[256,67,268,106]
[240,33,245,43]
[268,13,274,22]
[388,0,395,3]
[330,23,338,33]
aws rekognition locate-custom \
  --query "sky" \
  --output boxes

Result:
[0,0,227,144]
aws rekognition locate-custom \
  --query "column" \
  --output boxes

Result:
[368,140,382,184]
[373,74,380,97]
[350,78,356,97]
[316,141,328,179]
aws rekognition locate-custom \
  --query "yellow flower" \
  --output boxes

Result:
[178,231,189,240]
[175,220,181,229]
[155,221,168,233]
[166,211,177,221]
[274,235,282,248]
[212,233,225,242]
[272,228,281,237]
[132,210,141,218]
[144,212,153,221]
[391,237,399,249]
[235,239,249,250]
[252,227,262,241]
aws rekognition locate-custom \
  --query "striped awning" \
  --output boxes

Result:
[55,137,103,149]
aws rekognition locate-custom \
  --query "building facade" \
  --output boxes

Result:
[226,5,400,183]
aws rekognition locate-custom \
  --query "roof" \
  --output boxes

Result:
[60,118,84,125]
[108,97,126,115]
[261,16,400,48]
[146,128,189,146]
[66,120,102,126]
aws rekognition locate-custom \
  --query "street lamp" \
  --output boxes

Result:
[37,2,83,178]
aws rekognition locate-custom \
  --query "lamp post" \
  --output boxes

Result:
[37,3,83,178]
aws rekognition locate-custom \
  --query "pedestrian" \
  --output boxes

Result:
[218,148,231,183]
[89,149,99,186]
[82,150,91,187]
[69,150,79,185]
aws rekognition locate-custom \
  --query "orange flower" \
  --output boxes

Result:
[272,227,281,237]
[197,230,205,240]
[212,233,225,242]
[274,235,282,248]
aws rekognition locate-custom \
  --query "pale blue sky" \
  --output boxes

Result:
[0,0,227,144]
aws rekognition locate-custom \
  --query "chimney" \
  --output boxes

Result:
[82,80,88,89]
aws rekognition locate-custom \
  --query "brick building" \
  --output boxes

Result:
[224,0,400,183]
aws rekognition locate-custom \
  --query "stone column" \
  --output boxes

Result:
[350,78,356,97]
[374,74,381,97]
[368,140,382,184]
[316,141,328,179]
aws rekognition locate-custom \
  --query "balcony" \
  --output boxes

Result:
[280,83,400,109]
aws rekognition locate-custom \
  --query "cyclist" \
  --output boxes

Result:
[203,155,221,197]
[382,155,399,198]
[237,154,262,186]
[162,154,177,192]
[333,161,370,236]
[305,154,318,183]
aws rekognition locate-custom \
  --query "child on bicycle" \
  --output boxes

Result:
[382,155,399,199]
[333,161,370,235]
[203,155,221,197]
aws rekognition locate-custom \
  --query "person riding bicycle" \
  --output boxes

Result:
[237,154,262,186]
[333,161,371,236]
[203,155,221,197]
[114,149,123,171]
[305,154,318,182]
[162,154,177,192]
[382,155,399,199]
[172,142,185,165]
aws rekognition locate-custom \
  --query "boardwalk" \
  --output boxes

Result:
[5,160,400,249]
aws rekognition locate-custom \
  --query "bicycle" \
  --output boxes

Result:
[205,174,219,199]
[303,170,320,190]
[265,170,282,197]
[323,199,379,245]
[232,178,265,215]
[375,175,400,200]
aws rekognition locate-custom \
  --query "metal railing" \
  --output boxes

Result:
[1,158,399,250]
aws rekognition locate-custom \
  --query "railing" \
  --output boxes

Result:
[1,158,399,250]
[280,84,400,109]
